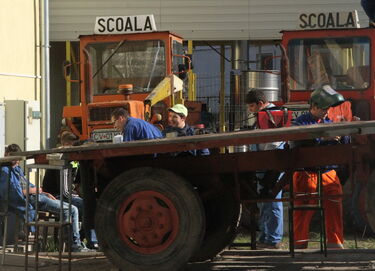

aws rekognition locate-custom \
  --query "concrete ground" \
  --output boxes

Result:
[1,249,375,271]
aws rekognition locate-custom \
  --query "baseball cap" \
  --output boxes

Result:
[169,104,188,117]
[310,85,345,109]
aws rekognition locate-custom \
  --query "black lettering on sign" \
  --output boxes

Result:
[134,16,142,31]
[318,13,325,28]
[116,18,124,32]
[308,14,316,28]
[327,13,335,28]
[125,17,133,31]
[299,11,357,29]
[336,12,344,27]
[346,12,355,27]
[97,18,106,33]
[144,15,153,31]
[107,18,114,32]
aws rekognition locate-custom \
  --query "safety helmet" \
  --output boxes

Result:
[309,85,345,109]
[169,104,188,117]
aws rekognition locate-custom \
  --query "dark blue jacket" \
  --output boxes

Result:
[123,117,162,141]
[293,112,350,145]
[0,166,35,222]
[163,124,210,156]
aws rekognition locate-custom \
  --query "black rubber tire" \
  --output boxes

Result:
[365,170,375,234]
[190,188,241,262]
[95,167,205,271]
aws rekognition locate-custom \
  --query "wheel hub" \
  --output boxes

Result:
[117,190,179,254]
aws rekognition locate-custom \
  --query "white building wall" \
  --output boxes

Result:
[50,0,368,41]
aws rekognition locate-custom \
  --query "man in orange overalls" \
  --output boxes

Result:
[292,85,347,249]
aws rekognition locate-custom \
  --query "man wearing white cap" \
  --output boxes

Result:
[164,104,209,156]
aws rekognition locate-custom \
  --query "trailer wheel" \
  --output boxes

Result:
[365,170,375,233]
[95,167,205,271]
[190,188,241,262]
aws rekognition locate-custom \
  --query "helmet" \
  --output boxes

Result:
[309,85,345,109]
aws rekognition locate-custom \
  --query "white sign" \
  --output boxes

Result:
[298,11,360,30]
[95,15,157,34]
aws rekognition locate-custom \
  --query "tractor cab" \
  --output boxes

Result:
[62,17,187,141]
[281,11,374,121]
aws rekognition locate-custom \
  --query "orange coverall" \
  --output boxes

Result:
[293,170,344,247]
[327,101,353,122]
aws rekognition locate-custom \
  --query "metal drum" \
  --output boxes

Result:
[242,70,280,102]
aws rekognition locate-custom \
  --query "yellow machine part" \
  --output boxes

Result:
[144,75,184,107]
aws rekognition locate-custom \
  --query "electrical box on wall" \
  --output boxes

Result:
[5,100,41,152]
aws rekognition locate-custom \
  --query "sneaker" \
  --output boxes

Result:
[71,242,94,252]
[257,242,281,249]
[87,243,100,250]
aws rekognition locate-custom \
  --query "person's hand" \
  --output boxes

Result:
[42,192,56,200]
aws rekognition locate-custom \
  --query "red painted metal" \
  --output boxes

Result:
[281,28,375,119]
[117,190,179,254]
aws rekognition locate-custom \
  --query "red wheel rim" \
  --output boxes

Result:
[117,190,180,254]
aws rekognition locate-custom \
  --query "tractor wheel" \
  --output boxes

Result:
[190,188,241,262]
[95,167,205,271]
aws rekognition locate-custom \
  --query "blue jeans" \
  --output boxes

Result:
[257,190,283,245]
[69,196,98,247]
[30,193,81,246]
[362,0,375,22]
[256,172,284,245]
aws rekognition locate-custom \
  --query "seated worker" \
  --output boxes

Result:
[292,85,346,249]
[5,144,89,252]
[0,150,35,230]
[163,104,210,156]
[111,108,162,141]
[42,132,99,250]
[245,89,284,249]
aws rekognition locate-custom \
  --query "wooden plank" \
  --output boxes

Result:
[12,120,375,161]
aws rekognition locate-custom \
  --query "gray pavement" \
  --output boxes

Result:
[1,249,375,271]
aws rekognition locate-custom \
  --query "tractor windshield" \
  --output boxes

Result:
[87,40,166,94]
[288,37,370,91]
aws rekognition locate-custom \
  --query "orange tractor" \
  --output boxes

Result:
[62,30,197,142]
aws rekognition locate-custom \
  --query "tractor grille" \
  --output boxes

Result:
[89,106,120,122]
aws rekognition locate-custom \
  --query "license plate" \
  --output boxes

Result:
[284,103,310,121]
[291,109,308,120]
[91,129,121,142]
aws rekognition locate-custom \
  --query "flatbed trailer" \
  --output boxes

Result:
[15,121,375,271]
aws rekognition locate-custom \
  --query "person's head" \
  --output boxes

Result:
[245,89,269,113]
[168,104,188,128]
[309,85,345,120]
[5,143,22,167]
[60,131,79,147]
[111,107,130,132]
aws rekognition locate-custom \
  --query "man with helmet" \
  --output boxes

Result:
[292,85,346,249]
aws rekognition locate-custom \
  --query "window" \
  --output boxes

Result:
[288,37,370,91]
[86,40,166,95]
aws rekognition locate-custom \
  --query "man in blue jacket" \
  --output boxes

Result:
[292,85,346,249]
[111,108,162,141]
